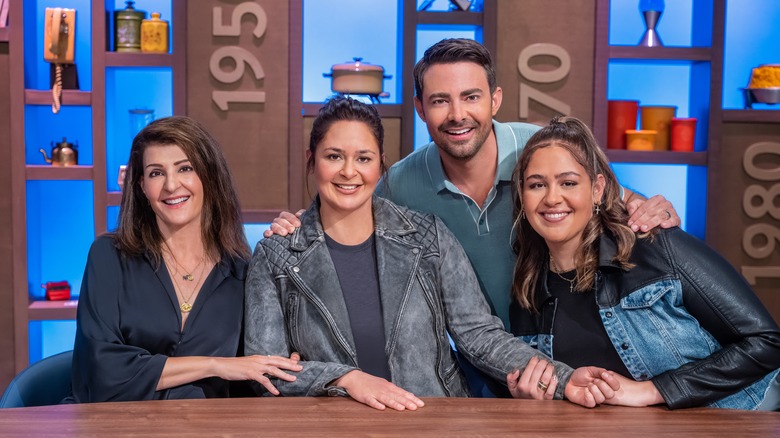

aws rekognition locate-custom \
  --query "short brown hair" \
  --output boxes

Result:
[413,38,497,98]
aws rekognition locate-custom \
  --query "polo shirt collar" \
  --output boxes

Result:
[425,120,520,194]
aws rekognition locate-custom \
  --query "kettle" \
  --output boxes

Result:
[40,137,78,166]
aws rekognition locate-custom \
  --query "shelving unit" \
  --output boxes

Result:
[9,1,187,371]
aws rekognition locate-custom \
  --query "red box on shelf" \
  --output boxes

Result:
[43,281,71,301]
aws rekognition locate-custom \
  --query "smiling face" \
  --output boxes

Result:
[414,61,502,161]
[141,143,205,238]
[521,145,605,256]
[310,120,383,222]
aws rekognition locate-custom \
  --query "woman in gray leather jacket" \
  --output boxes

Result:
[508,116,780,410]
[244,97,621,411]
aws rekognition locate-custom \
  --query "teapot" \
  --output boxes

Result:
[40,137,78,166]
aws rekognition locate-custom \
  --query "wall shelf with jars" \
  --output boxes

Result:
[8,0,185,369]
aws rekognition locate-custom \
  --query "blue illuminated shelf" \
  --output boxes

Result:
[722,110,780,123]
[28,299,78,321]
[608,46,712,61]
[105,52,174,67]
[26,165,94,180]
[24,90,92,106]
[605,150,707,166]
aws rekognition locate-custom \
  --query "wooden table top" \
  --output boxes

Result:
[0,397,777,437]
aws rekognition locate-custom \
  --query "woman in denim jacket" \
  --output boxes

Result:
[508,116,780,410]
[244,97,622,411]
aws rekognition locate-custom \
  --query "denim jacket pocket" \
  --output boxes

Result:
[610,278,721,380]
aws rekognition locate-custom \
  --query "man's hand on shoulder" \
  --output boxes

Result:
[263,210,305,238]
[626,194,680,232]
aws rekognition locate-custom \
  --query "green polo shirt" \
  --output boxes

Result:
[378,120,541,328]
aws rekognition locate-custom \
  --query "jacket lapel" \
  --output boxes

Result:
[372,198,421,355]
[288,200,357,357]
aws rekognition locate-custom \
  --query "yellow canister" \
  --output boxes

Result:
[141,12,169,53]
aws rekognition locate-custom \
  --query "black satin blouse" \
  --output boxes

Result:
[69,235,247,402]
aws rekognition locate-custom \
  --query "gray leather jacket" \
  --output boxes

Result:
[244,196,574,398]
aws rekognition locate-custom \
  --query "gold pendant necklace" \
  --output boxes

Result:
[163,245,206,313]
[550,257,575,294]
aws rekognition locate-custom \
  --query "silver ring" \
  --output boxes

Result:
[664,210,672,220]
[537,380,549,392]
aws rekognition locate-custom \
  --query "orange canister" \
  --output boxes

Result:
[626,130,657,151]
[640,105,676,150]
[141,12,169,53]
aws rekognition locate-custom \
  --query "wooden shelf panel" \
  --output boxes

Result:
[29,299,78,321]
[608,46,711,61]
[26,165,94,180]
[24,89,92,106]
[105,52,174,67]
[242,210,284,224]
[0,28,8,43]
[605,150,707,166]
[722,110,780,123]
[417,11,483,25]
[302,103,402,118]
[107,191,123,206]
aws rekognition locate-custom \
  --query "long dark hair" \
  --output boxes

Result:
[114,116,250,266]
[511,116,636,311]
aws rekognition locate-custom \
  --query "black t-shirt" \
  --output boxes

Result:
[325,233,391,380]
[547,270,632,378]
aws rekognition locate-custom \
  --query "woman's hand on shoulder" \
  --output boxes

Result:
[332,370,425,411]
[214,354,303,395]
[507,356,558,400]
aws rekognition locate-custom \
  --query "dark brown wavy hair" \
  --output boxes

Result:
[511,116,636,312]
[114,116,250,266]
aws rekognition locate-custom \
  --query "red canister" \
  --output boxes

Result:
[607,100,639,149]
[670,117,697,152]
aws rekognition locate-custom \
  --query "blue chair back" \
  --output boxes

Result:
[0,350,73,408]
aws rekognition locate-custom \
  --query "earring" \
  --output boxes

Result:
[594,204,600,215]
[521,209,526,220]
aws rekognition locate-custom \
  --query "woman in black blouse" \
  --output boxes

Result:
[69,116,301,402]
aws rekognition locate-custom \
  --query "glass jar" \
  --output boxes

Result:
[115,1,146,52]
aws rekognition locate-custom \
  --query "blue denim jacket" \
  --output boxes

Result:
[244,196,573,399]
[510,228,780,410]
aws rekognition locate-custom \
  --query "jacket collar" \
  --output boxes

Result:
[290,196,417,251]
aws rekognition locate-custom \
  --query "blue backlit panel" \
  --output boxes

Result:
[25,105,93,165]
[722,0,780,110]
[26,181,94,300]
[303,1,399,104]
[105,67,173,192]
[609,0,693,47]
[29,321,77,365]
